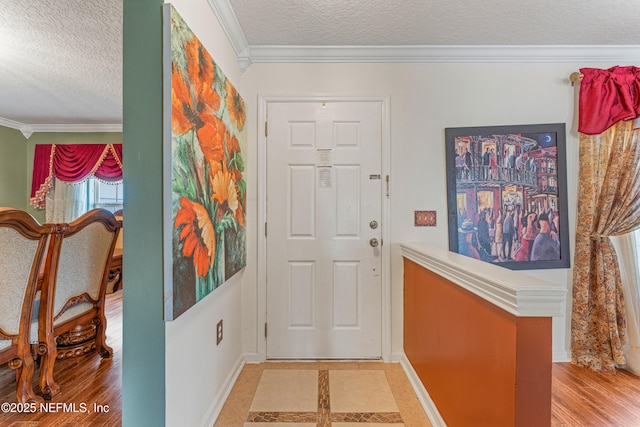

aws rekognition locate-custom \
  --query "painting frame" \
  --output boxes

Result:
[162,4,247,320]
[445,123,570,270]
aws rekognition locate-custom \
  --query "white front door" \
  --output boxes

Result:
[266,100,383,359]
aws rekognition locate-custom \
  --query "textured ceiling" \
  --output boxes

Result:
[0,0,122,126]
[0,0,639,128]
[228,0,640,46]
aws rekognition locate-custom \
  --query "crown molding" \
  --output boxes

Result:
[244,45,640,65]
[30,123,123,134]
[0,117,122,139]
[0,117,32,138]
[237,46,253,74]
[207,1,639,71]
[207,0,249,56]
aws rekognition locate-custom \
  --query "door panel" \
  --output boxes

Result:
[289,165,315,237]
[333,261,360,327]
[289,261,314,327]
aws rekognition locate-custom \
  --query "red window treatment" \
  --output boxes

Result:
[30,144,123,208]
[578,66,640,135]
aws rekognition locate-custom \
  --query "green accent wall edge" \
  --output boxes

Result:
[122,0,166,426]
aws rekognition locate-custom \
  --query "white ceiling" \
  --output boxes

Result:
[228,0,640,46]
[1,0,639,132]
[0,0,122,130]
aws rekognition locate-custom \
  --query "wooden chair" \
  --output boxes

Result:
[0,208,53,404]
[37,208,122,399]
[107,209,123,293]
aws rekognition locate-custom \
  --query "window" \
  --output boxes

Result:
[87,177,123,213]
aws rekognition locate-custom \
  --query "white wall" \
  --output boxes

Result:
[164,1,246,426]
[158,10,625,419]
[240,60,612,362]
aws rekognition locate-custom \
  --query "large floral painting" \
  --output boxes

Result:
[163,5,246,320]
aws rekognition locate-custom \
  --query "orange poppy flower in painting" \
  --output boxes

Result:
[185,39,220,114]
[210,169,239,212]
[170,38,221,139]
[171,64,195,136]
[227,132,241,157]
[225,79,246,131]
[174,197,216,278]
[197,111,226,165]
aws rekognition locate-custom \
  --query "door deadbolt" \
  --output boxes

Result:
[369,220,378,229]
[369,238,379,247]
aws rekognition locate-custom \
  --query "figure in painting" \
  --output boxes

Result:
[458,220,480,260]
[463,146,473,179]
[489,148,498,180]
[455,148,465,179]
[482,147,490,179]
[493,210,504,258]
[501,209,515,260]
[515,212,538,262]
[476,209,492,260]
[531,213,560,261]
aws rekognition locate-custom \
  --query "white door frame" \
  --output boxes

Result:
[256,94,392,361]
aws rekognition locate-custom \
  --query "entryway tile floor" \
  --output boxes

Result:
[214,361,432,427]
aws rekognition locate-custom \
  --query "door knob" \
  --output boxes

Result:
[369,238,379,247]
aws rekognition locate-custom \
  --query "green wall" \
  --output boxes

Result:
[0,126,28,210]
[122,0,166,426]
[25,132,122,223]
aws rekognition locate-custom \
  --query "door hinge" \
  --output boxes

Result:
[265,222,267,237]
[265,121,268,137]
[264,322,268,338]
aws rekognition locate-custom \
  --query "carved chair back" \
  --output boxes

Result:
[0,208,53,404]
[114,209,123,251]
[37,208,122,399]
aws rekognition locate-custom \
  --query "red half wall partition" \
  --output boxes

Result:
[402,243,566,427]
[30,144,123,208]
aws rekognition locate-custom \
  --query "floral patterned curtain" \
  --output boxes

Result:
[572,116,640,372]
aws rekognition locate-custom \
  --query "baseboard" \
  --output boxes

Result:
[200,355,245,427]
[553,351,571,362]
[400,353,447,427]
[242,351,262,363]
[389,351,404,362]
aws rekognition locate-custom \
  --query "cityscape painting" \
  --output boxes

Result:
[445,123,570,270]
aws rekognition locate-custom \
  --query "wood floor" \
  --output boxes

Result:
[0,290,121,427]
[2,291,640,426]
[551,362,640,426]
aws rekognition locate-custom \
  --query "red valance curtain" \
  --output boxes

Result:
[578,66,640,135]
[30,144,123,208]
